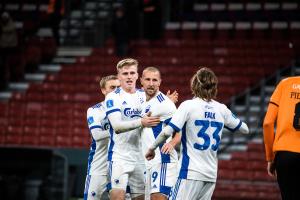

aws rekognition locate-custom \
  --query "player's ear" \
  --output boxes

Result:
[101,88,106,96]
[140,77,144,87]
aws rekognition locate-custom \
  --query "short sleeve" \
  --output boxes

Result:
[87,108,103,130]
[168,101,189,132]
[270,80,283,106]
[105,92,121,116]
[159,99,177,122]
[223,105,242,132]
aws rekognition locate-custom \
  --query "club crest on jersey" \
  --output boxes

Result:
[124,108,142,118]
[139,98,144,104]
[87,117,94,125]
[145,105,151,113]
[106,100,114,108]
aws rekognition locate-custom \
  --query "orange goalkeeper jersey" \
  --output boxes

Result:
[263,76,300,161]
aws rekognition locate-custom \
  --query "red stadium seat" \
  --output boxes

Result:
[5,126,23,145]
[247,142,265,152]
[56,134,71,147]
[39,135,56,146]
[40,127,56,136]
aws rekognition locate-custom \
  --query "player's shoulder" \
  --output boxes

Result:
[107,87,121,97]
[136,88,146,99]
[88,103,101,111]
[178,99,195,109]
[282,76,300,82]
[209,100,232,118]
[87,102,104,114]
[155,91,167,103]
[281,76,300,85]
[137,88,145,93]
[114,87,121,94]
[211,99,225,107]
[209,99,228,111]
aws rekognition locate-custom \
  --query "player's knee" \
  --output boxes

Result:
[151,192,167,200]
[110,189,126,200]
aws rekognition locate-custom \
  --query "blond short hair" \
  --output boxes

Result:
[99,75,118,89]
[142,66,161,78]
[190,67,218,101]
[116,58,138,72]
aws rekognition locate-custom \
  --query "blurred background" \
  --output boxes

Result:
[0,0,299,199]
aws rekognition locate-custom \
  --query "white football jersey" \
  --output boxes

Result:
[105,87,146,163]
[141,92,178,168]
[168,98,242,182]
[86,102,110,175]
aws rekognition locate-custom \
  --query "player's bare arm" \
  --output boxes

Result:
[145,126,174,160]
[267,161,277,177]
[161,132,181,154]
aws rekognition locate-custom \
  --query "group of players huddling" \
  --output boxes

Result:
[84,58,249,200]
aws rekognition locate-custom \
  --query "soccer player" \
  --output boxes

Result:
[84,75,120,200]
[105,58,161,200]
[140,67,180,200]
[263,76,300,200]
[145,67,249,200]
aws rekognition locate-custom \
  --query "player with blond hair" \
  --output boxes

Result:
[146,67,249,200]
[84,75,120,200]
[105,58,161,200]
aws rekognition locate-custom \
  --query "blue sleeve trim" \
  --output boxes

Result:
[164,118,172,125]
[168,122,181,132]
[106,109,121,116]
[225,120,242,132]
[89,125,102,131]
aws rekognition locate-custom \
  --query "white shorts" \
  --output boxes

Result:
[84,175,107,200]
[108,161,146,194]
[146,162,178,197]
[170,179,215,200]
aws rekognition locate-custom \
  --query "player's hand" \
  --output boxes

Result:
[145,149,155,160]
[166,90,178,104]
[141,112,160,127]
[267,161,276,178]
[161,142,174,154]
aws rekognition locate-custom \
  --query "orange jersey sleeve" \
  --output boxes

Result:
[263,76,300,161]
[263,103,278,161]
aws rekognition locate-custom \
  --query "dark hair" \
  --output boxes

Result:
[190,67,218,101]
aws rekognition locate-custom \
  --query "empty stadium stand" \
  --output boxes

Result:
[1,0,299,199]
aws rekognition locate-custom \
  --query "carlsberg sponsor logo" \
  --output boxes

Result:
[124,108,142,117]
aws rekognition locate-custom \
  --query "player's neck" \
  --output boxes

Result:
[122,86,136,94]
[146,91,159,101]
